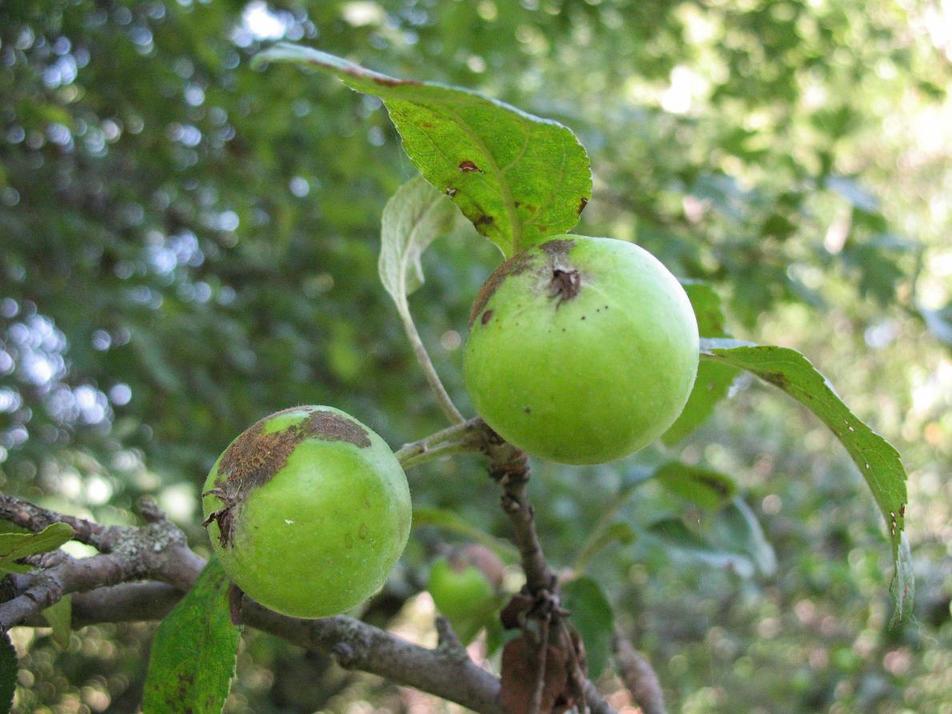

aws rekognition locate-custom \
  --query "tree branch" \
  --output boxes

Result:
[239,601,505,714]
[67,582,184,625]
[0,496,202,631]
[394,417,487,470]
[481,431,555,595]
[0,494,505,713]
[479,429,616,713]
[0,422,622,714]
[613,628,666,714]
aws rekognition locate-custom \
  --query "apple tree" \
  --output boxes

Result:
[0,43,914,714]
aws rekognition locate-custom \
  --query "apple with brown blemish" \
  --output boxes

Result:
[464,236,699,464]
[202,406,411,618]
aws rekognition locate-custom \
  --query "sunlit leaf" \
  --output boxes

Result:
[379,175,466,311]
[254,43,592,257]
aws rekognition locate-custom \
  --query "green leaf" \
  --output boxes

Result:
[662,361,738,445]
[583,521,636,554]
[0,632,15,714]
[0,563,31,576]
[681,280,728,338]
[699,338,911,617]
[656,461,738,510]
[412,507,519,562]
[712,499,777,577]
[42,596,72,648]
[890,534,915,627]
[648,518,755,578]
[572,521,637,575]
[561,577,614,679]
[0,523,75,568]
[142,559,240,714]
[379,175,466,308]
[255,43,592,257]
[663,280,737,444]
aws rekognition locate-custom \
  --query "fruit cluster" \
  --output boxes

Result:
[202,235,698,619]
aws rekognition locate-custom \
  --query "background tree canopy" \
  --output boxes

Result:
[1,0,950,712]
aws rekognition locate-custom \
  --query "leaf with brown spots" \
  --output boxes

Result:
[254,43,592,257]
[143,559,240,714]
[700,338,912,621]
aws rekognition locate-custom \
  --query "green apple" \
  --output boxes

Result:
[464,236,699,464]
[202,406,411,618]
[428,545,504,644]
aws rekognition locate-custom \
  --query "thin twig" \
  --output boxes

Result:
[583,679,616,714]
[394,417,484,464]
[529,614,551,714]
[399,442,477,470]
[613,628,666,714]
[479,430,619,713]
[485,440,555,595]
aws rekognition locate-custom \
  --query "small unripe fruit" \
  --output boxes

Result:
[428,545,504,644]
[464,236,699,464]
[202,406,411,618]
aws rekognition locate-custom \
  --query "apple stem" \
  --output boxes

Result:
[394,417,486,469]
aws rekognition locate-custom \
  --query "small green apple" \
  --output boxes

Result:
[428,545,504,644]
[464,236,699,464]
[202,405,411,618]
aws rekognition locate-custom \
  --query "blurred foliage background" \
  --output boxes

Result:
[1,0,950,712]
